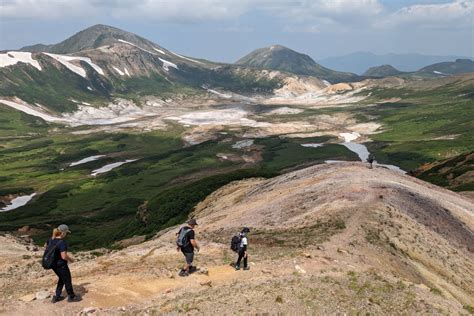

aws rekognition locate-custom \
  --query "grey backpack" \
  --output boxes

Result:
[177,227,190,249]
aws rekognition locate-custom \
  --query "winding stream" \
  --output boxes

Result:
[301,132,405,173]
[340,133,405,173]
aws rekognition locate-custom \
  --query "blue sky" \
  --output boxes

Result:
[0,0,472,62]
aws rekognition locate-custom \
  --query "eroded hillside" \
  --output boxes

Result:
[1,163,473,315]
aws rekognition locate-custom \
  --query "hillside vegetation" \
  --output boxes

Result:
[1,163,472,315]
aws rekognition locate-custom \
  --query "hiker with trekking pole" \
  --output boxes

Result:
[176,218,200,277]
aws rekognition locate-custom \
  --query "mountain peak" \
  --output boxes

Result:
[268,44,289,51]
[363,64,402,77]
[236,45,358,83]
[21,24,151,54]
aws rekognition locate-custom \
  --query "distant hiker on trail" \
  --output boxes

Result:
[367,154,375,169]
[42,224,82,303]
[176,218,200,277]
[231,227,250,271]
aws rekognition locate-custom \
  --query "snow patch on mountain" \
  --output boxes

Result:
[232,139,254,149]
[44,53,104,78]
[0,98,66,122]
[166,109,269,127]
[91,160,137,176]
[159,58,178,72]
[169,50,202,64]
[0,52,42,70]
[124,68,130,76]
[118,39,156,56]
[264,107,303,115]
[69,155,106,167]
[153,47,166,55]
[63,99,157,125]
[206,89,232,99]
[339,132,360,142]
[113,66,125,76]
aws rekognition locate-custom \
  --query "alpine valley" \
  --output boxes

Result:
[0,24,473,315]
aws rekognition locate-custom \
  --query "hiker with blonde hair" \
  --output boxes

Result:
[43,224,81,303]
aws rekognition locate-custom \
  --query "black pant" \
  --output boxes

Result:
[236,249,247,268]
[52,264,75,298]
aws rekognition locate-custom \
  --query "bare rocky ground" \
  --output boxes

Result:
[1,163,473,315]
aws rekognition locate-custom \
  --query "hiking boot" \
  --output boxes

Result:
[243,266,250,271]
[235,265,240,270]
[179,270,189,277]
[189,266,197,273]
[51,296,65,304]
[67,295,82,303]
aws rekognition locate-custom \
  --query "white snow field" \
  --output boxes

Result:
[169,50,202,64]
[232,140,254,149]
[91,160,137,176]
[301,143,324,148]
[0,52,42,70]
[159,58,178,72]
[118,39,157,55]
[265,107,304,115]
[69,155,106,167]
[339,132,361,142]
[166,109,269,127]
[153,47,166,55]
[44,53,104,78]
[0,193,37,212]
[113,66,125,76]
[0,99,67,122]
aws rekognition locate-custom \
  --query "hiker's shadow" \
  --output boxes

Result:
[75,283,90,297]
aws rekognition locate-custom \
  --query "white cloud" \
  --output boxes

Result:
[0,0,383,21]
[378,0,474,28]
[0,0,253,20]
[1,0,94,19]
[0,0,471,32]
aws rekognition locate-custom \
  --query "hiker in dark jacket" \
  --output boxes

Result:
[367,154,375,169]
[46,224,82,303]
[235,227,250,271]
[176,219,200,277]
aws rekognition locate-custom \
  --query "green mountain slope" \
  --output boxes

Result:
[236,45,359,83]
[363,64,403,77]
[419,59,474,75]
[412,151,474,192]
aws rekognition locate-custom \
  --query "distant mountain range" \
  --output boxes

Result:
[361,59,474,78]
[318,52,471,74]
[418,59,474,76]
[1,24,473,116]
[236,45,359,83]
[2,25,313,113]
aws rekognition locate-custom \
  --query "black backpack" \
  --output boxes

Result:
[230,234,242,252]
[42,240,59,270]
[177,227,190,249]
